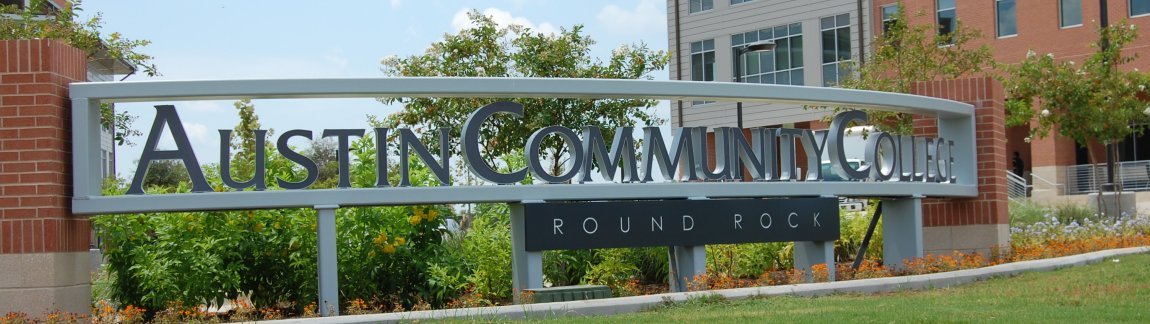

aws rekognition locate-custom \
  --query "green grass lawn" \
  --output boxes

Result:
[522,253,1150,323]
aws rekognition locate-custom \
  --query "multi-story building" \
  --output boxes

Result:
[871,0,1150,204]
[667,0,1150,255]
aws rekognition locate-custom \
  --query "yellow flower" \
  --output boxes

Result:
[395,237,406,245]
[368,251,376,257]
[373,232,388,245]
[425,209,439,221]
[382,244,396,254]
[409,215,422,225]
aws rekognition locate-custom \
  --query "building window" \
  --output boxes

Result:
[690,0,713,13]
[881,4,900,34]
[996,0,1017,37]
[1133,0,1150,17]
[821,14,852,86]
[691,39,715,104]
[937,0,956,44]
[731,0,755,5]
[731,22,804,86]
[1061,0,1083,27]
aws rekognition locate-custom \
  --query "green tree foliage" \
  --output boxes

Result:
[379,10,669,174]
[1002,22,1150,150]
[140,159,189,189]
[1,0,158,146]
[836,3,993,134]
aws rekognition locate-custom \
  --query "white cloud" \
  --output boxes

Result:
[183,122,209,145]
[597,0,664,37]
[451,7,558,34]
[390,0,402,9]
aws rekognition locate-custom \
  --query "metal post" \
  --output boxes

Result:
[882,197,923,270]
[315,204,339,316]
[735,50,744,129]
[510,202,543,303]
[668,245,706,292]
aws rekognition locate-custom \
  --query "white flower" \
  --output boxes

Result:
[476,66,486,76]
[1140,84,1146,91]
[1026,50,1036,58]
[1046,53,1055,59]
[1041,109,1051,117]
[1131,25,1137,31]
[1024,136,1032,143]
[1142,106,1150,116]
[1068,61,1075,66]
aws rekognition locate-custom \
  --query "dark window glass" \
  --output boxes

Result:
[997,0,1017,37]
[1133,0,1150,16]
[1061,0,1083,27]
[937,0,956,44]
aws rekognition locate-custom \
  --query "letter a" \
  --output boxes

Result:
[127,105,211,194]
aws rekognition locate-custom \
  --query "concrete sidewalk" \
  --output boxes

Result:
[268,246,1150,323]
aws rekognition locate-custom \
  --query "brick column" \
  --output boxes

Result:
[1,40,91,315]
[911,77,1010,256]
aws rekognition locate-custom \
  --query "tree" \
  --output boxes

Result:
[1,0,158,146]
[379,10,669,177]
[836,3,993,134]
[1003,21,1150,196]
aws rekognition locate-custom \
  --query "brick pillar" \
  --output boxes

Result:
[911,77,1010,256]
[1,40,91,315]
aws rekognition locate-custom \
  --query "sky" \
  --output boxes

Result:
[80,0,670,179]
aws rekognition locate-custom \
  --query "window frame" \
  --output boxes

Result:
[1133,0,1150,17]
[1060,0,1083,28]
[690,39,716,105]
[820,13,853,87]
[936,0,957,45]
[730,0,755,5]
[731,22,805,86]
[996,0,1018,38]
[689,0,714,14]
[881,4,900,34]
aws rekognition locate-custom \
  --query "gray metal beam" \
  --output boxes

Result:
[71,182,976,215]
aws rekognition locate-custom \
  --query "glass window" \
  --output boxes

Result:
[731,0,755,5]
[937,0,956,44]
[821,14,852,86]
[1061,0,1083,27]
[732,22,804,86]
[691,39,715,104]
[996,0,1017,37]
[1133,0,1150,16]
[882,4,900,34]
[690,0,713,13]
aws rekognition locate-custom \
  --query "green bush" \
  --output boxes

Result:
[836,208,883,263]
[459,203,514,300]
[706,243,789,278]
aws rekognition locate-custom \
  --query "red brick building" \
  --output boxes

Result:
[875,0,1150,205]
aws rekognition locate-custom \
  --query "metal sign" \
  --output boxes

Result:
[69,78,978,215]
[522,198,839,251]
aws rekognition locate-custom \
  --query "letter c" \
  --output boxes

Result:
[461,102,527,184]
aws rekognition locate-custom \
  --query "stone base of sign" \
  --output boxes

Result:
[1088,191,1137,219]
[0,252,91,315]
[793,241,835,282]
[923,224,1010,256]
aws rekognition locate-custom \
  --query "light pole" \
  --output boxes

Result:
[734,41,776,129]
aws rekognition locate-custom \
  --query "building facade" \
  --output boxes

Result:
[669,0,1150,218]
[667,0,872,129]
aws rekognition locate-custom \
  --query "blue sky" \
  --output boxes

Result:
[81,0,669,178]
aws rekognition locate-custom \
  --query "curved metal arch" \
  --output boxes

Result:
[70,78,977,215]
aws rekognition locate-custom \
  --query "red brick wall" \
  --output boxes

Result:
[912,77,1009,227]
[1,39,88,254]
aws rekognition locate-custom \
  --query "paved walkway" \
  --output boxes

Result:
[268,246,1150,323]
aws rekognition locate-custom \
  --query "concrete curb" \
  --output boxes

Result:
[267,246,1150,323]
